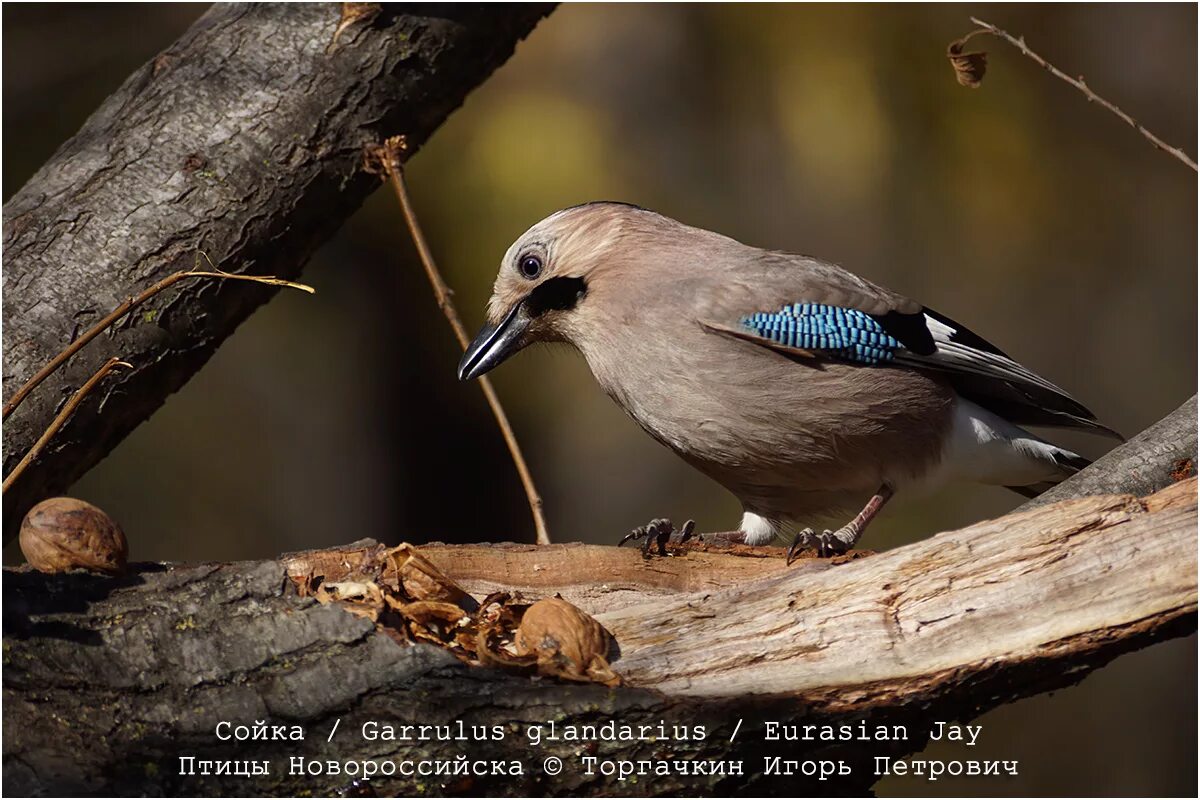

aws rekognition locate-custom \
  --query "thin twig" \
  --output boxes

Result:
[964,17,1197,172]
[3,357,132,494]
[373,136,551,545]
[3,264,315,421]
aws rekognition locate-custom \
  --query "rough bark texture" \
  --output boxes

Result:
[1,2,553,536]
[4,468,1194,795]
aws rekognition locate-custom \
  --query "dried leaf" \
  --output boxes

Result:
[385,544,477,611]
[947,39,988,88]
[516,597,621,686]
[394,600,472,653]
[393,599,469,627]
[476,630,536,670]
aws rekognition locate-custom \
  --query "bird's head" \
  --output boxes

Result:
[458,202,646,381]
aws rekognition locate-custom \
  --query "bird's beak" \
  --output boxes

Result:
[458,300,531,381]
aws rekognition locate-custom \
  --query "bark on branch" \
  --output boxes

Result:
[4,412,1195,795]
[1,2,553,535]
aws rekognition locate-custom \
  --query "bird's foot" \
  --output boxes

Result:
[619,518,696,558]
[786,525,856,565]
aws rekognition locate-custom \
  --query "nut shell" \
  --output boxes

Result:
[19,497,128,575]
[516,597,620,685]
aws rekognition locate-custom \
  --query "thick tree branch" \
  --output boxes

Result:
[1,3,553,536]
[5,475,1193,794]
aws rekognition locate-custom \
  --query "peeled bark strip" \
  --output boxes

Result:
[1,3,553,535]
[4,479,1193,796]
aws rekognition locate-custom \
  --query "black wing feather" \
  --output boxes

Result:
[876,306,1121,439]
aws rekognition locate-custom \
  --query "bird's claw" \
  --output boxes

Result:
[786,526,855,565]
[619,518,696,558]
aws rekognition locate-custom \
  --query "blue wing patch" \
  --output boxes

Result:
[740,303,901,365]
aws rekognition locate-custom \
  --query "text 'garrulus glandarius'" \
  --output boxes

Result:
[459,203,1119,560]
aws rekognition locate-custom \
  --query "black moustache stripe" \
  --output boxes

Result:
[526,276,587,316]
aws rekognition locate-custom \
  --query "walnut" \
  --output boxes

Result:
[19,497,128,575]
[515,597,620,686]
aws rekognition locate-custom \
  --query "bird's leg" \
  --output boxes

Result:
[619,518,695,558]
[787,485,895,564]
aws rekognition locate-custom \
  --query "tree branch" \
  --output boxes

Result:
[2,357,131,495]
[960,17,1198,171]
[5,453,1194,794]
[1020,394,1196,508]
[1,266,313,423]
[372,136,551,544]
[1,3,554,537]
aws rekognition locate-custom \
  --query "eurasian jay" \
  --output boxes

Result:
[459,203,1118,559]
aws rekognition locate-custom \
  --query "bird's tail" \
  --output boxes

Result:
[1004,449,1091,498]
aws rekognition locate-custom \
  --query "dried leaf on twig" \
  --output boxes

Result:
[948,17,1196,171]
[947,37,987,88]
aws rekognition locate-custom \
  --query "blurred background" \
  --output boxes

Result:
[3,3,1196,795]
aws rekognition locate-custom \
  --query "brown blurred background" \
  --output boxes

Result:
[3,3,1196,796]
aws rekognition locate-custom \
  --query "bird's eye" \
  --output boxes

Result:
[518,254,543,279]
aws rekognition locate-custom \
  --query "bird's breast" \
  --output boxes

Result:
[576,321,956,503]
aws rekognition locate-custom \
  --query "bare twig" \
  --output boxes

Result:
[2,264,315,421]
[372,136,551,545]
[3,357,132,494]
[954,18,1197,172]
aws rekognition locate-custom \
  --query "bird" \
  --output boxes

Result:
[458,202,1119,560]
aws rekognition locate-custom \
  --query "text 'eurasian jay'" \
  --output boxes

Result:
[459,203,1118,559]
